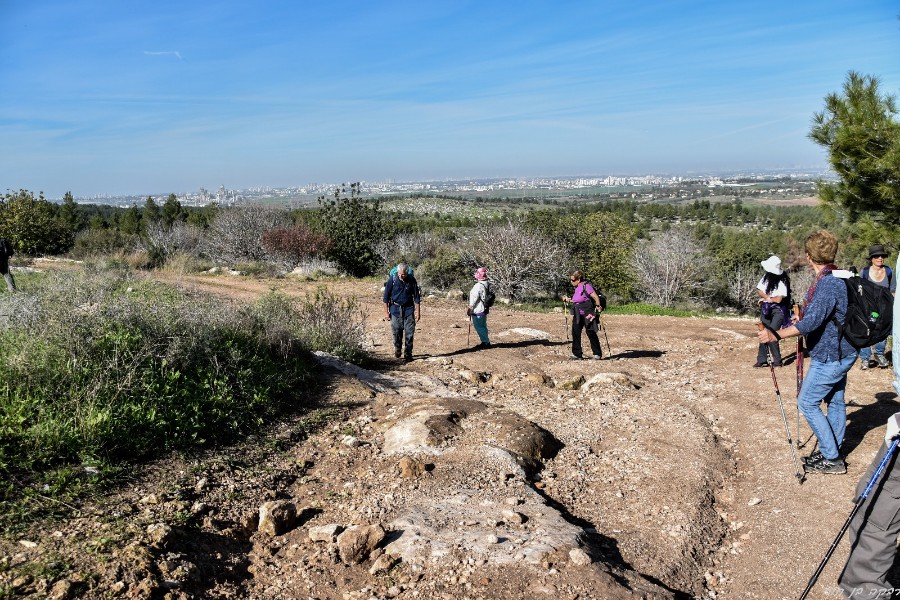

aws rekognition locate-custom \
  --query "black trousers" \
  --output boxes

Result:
[571,317,602,358]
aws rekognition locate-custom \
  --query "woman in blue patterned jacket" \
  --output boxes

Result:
[757,230,857,475]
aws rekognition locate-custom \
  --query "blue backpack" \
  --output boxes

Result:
[388,265,414,279]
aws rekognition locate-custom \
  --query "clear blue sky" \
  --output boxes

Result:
[1,1,899,199]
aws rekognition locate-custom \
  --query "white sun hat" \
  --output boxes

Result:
[761,255,783,275]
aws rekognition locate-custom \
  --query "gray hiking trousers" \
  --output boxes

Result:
[838,442,900,598]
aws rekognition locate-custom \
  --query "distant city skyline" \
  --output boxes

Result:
[1,1,898,199]
[72,168,828,207]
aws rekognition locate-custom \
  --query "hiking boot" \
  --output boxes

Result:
[804,456,846,475]
[753,362,767,368]
[591,354,602,360]
[802,450,823,465]
[394,348,402,359]
[570,353,583,360]
[403,354,413,362]
[876,354,890,368]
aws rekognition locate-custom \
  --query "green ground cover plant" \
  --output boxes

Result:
[0,269,365,531]
[0,269,317,470]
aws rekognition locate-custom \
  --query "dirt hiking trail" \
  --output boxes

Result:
[3,271,897,600]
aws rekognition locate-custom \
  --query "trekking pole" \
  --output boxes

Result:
[757,323,804,483]
[798,438,900,600]
[794,304,805,449]
[599,313,612,355]
[563,300,570,342]
[467,316,471,346]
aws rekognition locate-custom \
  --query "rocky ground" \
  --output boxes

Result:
[1,272,898,600]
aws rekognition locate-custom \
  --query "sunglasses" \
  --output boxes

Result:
[873,255,888,259]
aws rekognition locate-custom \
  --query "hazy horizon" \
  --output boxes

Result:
[2,1,898,199]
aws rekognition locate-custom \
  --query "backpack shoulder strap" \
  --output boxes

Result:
[887,266,893,285]
[861,266,869,280]
[583,282,596,301]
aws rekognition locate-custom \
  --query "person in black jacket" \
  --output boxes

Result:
[382,263,421,361]
[0,238,16,292]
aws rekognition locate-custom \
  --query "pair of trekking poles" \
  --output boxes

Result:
[758,305,809,483]
[563,300,611,355]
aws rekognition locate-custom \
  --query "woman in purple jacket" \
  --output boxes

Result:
[562,270,604,360]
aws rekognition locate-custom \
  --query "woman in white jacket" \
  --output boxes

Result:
[468,267,492,348]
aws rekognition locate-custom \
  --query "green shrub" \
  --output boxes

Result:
[292,288,367,363]
[317,183,386,277]
[0,270,319,472]
[419,248,471,291]
[70,228,137,259]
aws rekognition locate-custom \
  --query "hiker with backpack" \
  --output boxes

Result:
[757,230,857,475]
[467,267,494,348]
[805,276,900,598]
[858,244,895,370]
[562,270,604,360]
[0,238,16,292]
[754,255,791,368]
[382,263,421,362]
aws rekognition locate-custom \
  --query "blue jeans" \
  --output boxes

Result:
[390,312,416,358]
[798,354,857,460]
[859,340,887,361]
[472,313,489,344]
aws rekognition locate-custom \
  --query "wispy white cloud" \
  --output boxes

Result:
[143,51,183,60]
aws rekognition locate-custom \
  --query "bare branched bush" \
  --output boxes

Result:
[375,232,439,269]
[633,228,706,307]
[724,263,761,313]
[261,225,332,272]
[790,267,815,306]
[141,222,203,266]
[289,258,341,278]
[200,206,291,265]
[464,221,570,301]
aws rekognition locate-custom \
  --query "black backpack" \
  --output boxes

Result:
[834,275,893,351]
[482,282,496,309]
